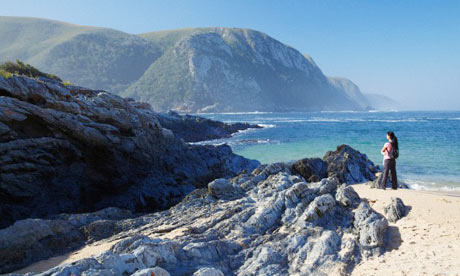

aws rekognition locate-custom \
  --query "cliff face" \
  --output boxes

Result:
[0,74,258,229]
[126,28,366,112]
[1,17,371,113]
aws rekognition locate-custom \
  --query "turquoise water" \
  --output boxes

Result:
[197,111,460,191]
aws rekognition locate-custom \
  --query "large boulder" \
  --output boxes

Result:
[335,184,361,208]
[290,157,327,182]
[0,74,259,229]
[354,201,388,253]
[384,197,408,223]
[323,144,378,184]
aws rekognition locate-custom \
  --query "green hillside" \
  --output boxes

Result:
[0,17,161,93]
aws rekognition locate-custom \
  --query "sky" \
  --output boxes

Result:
[2,0,460,110]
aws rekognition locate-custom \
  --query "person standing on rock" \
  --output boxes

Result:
[380,131,399,190]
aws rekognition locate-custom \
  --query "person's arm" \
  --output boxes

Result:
[381,143,388,154]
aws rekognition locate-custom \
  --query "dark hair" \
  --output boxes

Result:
[387,131,398,149]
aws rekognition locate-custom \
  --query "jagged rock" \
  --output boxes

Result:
[94,251,129,275]
[82,268,116,276]
[35,258,103,276]
[157,111,261,142]
[0,218,84,274]
[193,267,225,276]
[208,178,242,199]
[384,197,408,223]
[47,207,134,228]
[354,201,388,252]
[0,74,259,229]
[290,157,327,182]
[304,194,336,221]
[131,267,170,276]
[323,145,377,184]
[336,184,361,208]
[10,160,387,276]
[0,206,136,274]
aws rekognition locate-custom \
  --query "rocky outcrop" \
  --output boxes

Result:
[156,111,261,142]
[0,74,259,229]
[384,197,408,223]
[290,157,327,182]
[0,207,134,274]
[291,145,378,185]
[5,162,388,275]
[323,145,378,184]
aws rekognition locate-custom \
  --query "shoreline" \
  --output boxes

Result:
[351,184,460,275]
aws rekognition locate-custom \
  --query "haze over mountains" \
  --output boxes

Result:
[0,16,395,112]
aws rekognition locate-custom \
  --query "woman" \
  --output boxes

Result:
[380,131,398,190]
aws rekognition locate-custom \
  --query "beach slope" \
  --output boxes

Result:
[351,184,460,276]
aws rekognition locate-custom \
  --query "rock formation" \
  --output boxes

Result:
[3,162,388,275]
[384,197,408,223]
[156,111,261,142]
[0,73,258,229]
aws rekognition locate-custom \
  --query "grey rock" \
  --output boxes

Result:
[0,206,137,274]
[208,178,242,199]
[304,194,336,221]
[354,201,388,251]
[34,258,103,276]
[157,111,261,142]
[0,74,259,230]
[323,144,377,184]
[131,267,170,276]
[383,197,408,223]
[0,218,84,274]
[336,184,361,208]
[290,157,327,182]
[6,147,387,276]
[94,251,129,275]
[81,268,116,276]
[193,267,225,276]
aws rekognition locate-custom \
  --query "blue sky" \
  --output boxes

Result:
[2,0,460,110]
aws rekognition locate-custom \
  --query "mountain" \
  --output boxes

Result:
[328,77,372,110]
[365,93,402,111]
[0,17,371,112]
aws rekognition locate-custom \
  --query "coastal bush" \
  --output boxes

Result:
[0,69,12,79]
[0,60,61,81]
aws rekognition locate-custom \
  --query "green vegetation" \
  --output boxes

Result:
[62,81,72,86]
[0,60,61,81]
[0,69,12,79]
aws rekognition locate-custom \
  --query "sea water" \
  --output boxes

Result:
[197,111,460,192]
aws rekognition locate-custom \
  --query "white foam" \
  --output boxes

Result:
[404,179,460,192]
[259,124,276,128]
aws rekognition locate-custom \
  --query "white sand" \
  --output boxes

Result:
[351,184,460,276]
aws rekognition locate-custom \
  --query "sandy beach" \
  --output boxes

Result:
[12,184,460,275]
[351,184,460,276]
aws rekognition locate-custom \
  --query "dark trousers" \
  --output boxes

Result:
[381,158,398,189]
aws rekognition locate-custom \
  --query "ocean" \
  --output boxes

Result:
[196,111,460,192]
